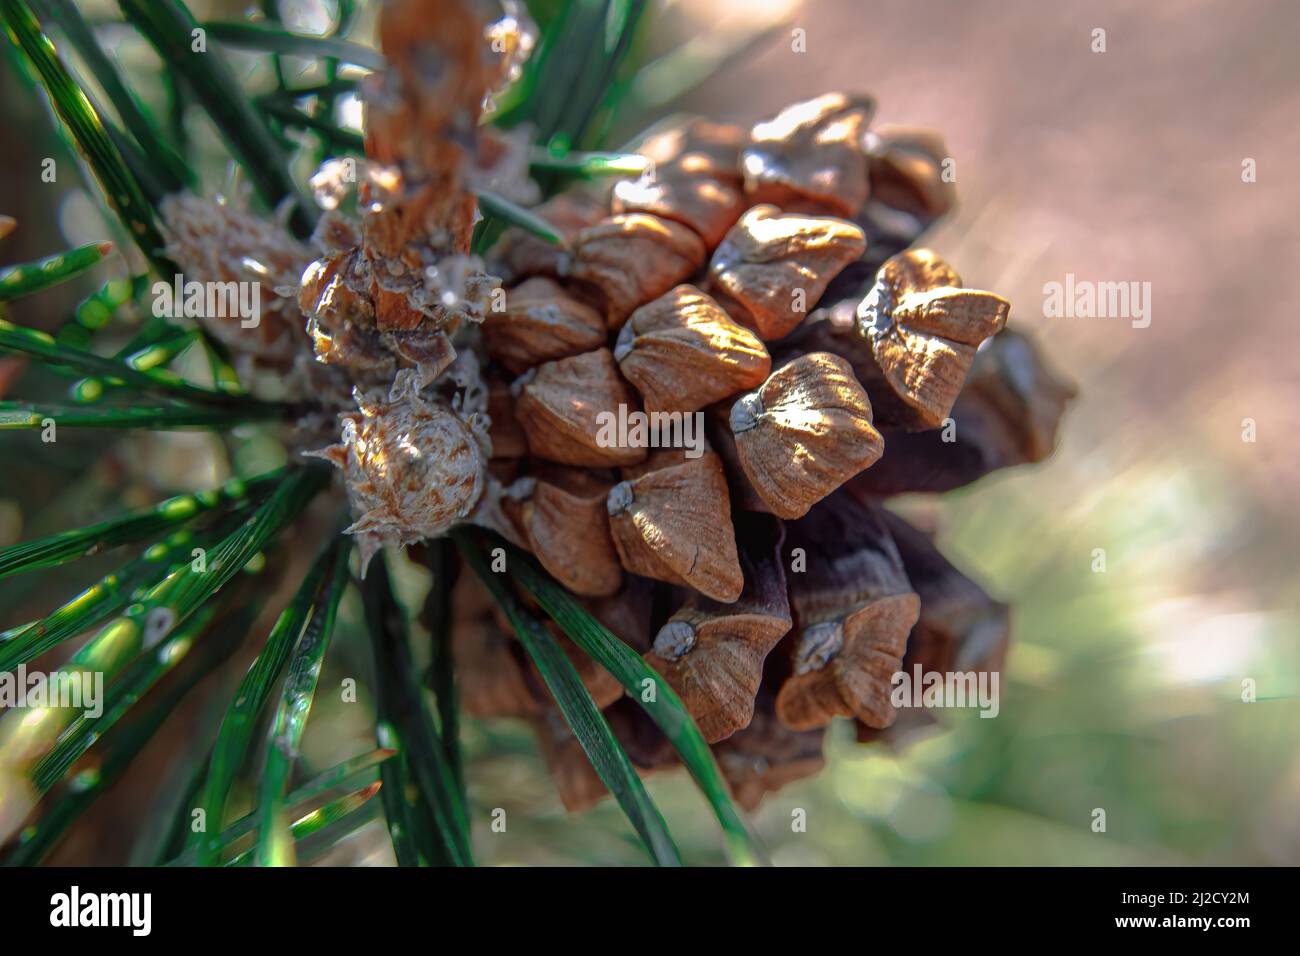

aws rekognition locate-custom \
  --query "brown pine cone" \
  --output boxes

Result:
[453,91,1073,810]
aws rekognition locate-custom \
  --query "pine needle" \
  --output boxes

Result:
[461,535,681,867]
[202,20,384,72]
[460,529,768,866]
[0,520,240,674]
[528,147,650,178]
[188,528,343,866]
[475,189,568,247]
[224,783,383,867]
[254,533,352,867]
[0,0,171,272]
[0,241,113,301]
[116,0,314,236]
[161,748,394,866]
[0,470,280,579]
[30,601,222,794]
[3,600,255,865]
[34,0,194,191]
[362,553,473,867]
[0,400,289,429]
[0,317,281,409]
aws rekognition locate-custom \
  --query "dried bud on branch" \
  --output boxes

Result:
[308,371,489,573]
[160,193,312,367]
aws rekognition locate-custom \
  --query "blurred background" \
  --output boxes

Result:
[1,0,1296,865]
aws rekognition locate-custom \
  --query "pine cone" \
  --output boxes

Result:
[456,92,1073,809]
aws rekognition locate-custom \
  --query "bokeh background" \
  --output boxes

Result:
[1,0,1296,865]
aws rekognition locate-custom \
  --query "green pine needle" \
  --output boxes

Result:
[162,747,394,866]
[64,466,327,682]
[0,0,171,272]
[462,530,768,867]
[506,0,646,151]
[254,533,352,867]
[259,97,364,153]
[362,553,473,867]
[257,77,358,104]
[0,318,279,409]
[30,600,222,794]
[188,529,344,866]
[34,0,194,192]
[202,20,384,72]
[0,400,288,430]
[528,147,650,177]
[475,189,567,247]
[412,540,464,812]
[117,0,314,236]
[0,470,279,580]
[71,275,147,334]
[375,736,423,867]
[68,325,206,401]
[3,600,254,865]
[227,782,382,866]
[121,330,199,372]
[277,747,395,809]
[0,526,217,675]
[0,240,113,302]
[460,535,681,867]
